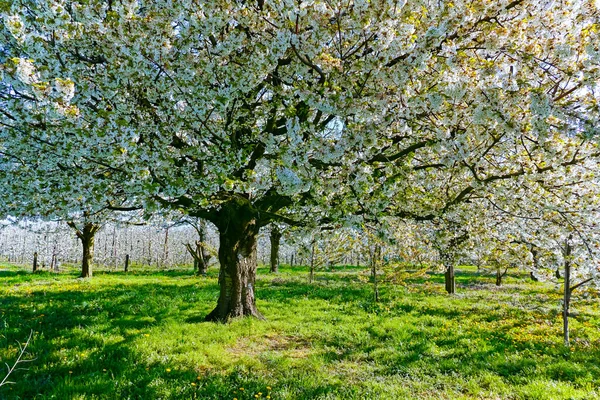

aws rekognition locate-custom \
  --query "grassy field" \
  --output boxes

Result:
[0,262,599,399]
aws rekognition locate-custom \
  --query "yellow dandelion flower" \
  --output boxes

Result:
[239,388,244,391]
[191,383,196,386]
[166,368,171,373]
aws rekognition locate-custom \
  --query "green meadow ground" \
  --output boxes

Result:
[0,263,599,400]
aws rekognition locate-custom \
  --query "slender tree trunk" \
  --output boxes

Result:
[32,252,38,272]
[563,240,572,347]
[371,245,380,302]
[309,240,316,283]
[52,253,58,272]
[197,242,208,275]
[21,235,26,264]
[186,241,207,276]
[111,225,117,269]
[193,254,199,272]
[147,229,152,266]
[186,222,211,276]
[51,244,59,272]
[205,200,264,322]
[530,248,540,281]
[270,226,282,273]
[162,227,170,269]
[530,272,539,282]
[496,266,508,286]
[124,254,130,272]
[197,222,211,275]
[445,263,455,294]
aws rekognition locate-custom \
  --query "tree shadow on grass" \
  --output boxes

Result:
[2,270,600,399]
[0,274,358,399]
[0,270,28,278]
[0,279,220,399]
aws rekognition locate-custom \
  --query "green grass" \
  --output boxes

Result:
[1,262,599,399]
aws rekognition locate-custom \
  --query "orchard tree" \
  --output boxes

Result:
[463,159,600,345]
[182,217,216,276]
[0,143,137,277]
[2,0,599,320]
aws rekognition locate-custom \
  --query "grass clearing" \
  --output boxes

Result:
[1,263,599,399]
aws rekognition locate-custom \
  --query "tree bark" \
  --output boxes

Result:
[495,267,508,286]
[69,222,100,278]
[124,254,130,272]
[198,242,209,275]
[529,272,539,282]
[563,240,572,347]
[186,221,211,276]
[309,240,316,283]
[186,239,211,276]
[371,244,381,302]
[32,252,38,272]
[205,200,264,322]
[51,244,59,272]
[162,226,169,269]
[445,264,455,294]
[270,225,282,273]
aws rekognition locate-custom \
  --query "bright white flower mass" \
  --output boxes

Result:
[14,57,38,85]
[0,0,599,299]
[54,78,75,103]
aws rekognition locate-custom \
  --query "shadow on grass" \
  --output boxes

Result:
[0,270,29,278]
[1,268,599,399]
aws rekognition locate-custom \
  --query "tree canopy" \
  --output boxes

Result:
[1,0,599,319]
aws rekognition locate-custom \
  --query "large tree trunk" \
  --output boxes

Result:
[205,200,264,322]
[270,225,282,273]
